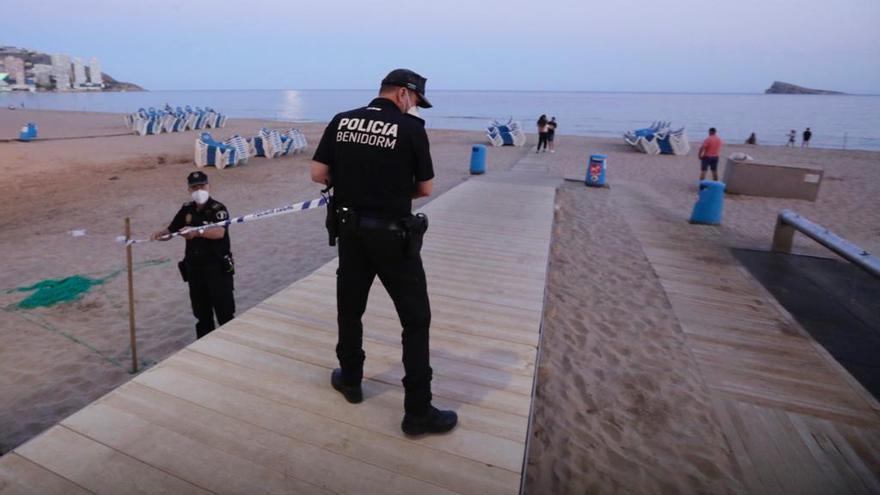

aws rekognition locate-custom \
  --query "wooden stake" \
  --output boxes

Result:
[125,217,138,373]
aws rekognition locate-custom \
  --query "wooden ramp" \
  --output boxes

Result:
[615,180,880,495]
[0,175,557,495]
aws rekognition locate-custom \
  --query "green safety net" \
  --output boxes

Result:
[7,258,170,310]
[12,275,106,309]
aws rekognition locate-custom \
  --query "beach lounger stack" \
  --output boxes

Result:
[487,119,526,147]
[624,122,690,155]
[194,128,308,169]
[132,108,163,136]
[126,105,227,136]
[203,107,226,129]
[287,129,309,153]
[194,132,239,169]
[224,134,253,165]
[251,128,286,158]
[284,129,308,153]
[250,128,309,158]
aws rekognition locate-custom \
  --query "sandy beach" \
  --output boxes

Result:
[1,109,878,492]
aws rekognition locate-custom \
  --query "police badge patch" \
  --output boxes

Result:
[216,210,228,221]
[185,213,192,224]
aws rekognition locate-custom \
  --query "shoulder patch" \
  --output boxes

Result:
[215,210,228,221]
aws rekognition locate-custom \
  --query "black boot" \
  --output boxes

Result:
[331,368,362,404]
[401,406,458,435]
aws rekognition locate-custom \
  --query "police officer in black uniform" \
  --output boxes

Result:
[152,171,235,339]
[310,69,457,436]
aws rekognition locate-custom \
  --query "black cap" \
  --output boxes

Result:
[187,171,209,186]
[381,68,432,108]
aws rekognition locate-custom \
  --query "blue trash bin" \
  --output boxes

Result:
[18,122,38,142]
[470,144,486,175]
[690,180,725,224]
[585,154,607,187]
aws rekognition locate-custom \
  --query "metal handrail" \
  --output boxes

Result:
[772,209,880,278]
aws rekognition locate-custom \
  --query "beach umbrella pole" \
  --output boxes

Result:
[125,217,139,373]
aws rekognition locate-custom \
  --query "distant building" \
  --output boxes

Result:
[88,57,103,88]
[72,57,87,88]
[2,56,25,84]
[32,64,53,88]
[50,53,72,90]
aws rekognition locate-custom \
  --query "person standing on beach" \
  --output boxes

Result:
[547,117,558,153]
[310,68,457,436]
[802,127,812,147]
[787,129,797,147]
[698,127,723,181]
[151,171,235,339]
[536,114,549,153]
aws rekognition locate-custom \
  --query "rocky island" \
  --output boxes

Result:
[765,81,844,95]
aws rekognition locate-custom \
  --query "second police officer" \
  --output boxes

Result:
[152,171,235,339]
[310,68,457,435]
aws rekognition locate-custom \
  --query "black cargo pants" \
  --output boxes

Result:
[336,225,433,415]
[186,259,235,339]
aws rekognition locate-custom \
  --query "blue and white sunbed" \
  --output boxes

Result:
[195,132,238,169]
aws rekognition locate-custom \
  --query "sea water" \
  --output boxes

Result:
[3,89,879,151]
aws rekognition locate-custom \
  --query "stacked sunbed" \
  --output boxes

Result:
[487,119,526,147]
[194,128,308,169]
[623,121,690,155]
[126,106,227,136]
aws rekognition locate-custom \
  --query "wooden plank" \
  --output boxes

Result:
[184,337,531,442]
[64,399,454,495]
[0,454,92,495]
[157,346,529,469]
[788,414,880,495]
[214,320,534,416]
[299,272,544,313]
[270,287,542,346]
[243,307,537,393]
[276,283,544,333]
[715,388,880,428]
[243,304,538,375]
[128,374,519,495]
[15,427,212,495]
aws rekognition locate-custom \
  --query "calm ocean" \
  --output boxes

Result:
[3,90,879,151]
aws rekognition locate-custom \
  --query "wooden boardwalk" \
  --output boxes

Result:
[0,174,557,495]
[615,180,880,495]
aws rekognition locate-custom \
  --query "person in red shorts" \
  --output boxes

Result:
[698,127,723,181]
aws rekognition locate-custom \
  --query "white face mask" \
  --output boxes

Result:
[403,91,420,117]
[191,189,209,205]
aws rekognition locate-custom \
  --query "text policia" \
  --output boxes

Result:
[336,117,398,149]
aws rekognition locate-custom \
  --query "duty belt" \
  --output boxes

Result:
[358,216,403,231]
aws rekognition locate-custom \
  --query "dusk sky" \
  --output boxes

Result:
[5,0,879,93]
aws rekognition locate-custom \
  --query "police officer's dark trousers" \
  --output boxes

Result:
[186,259,235,339]
[337,226,433,415]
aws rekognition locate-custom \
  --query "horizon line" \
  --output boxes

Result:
[118,88,880,97]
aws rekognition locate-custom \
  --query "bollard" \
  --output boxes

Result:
[18,122,38,142]
[689,180,725,224]
[585,154,607,187]
[470,144,486,175]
